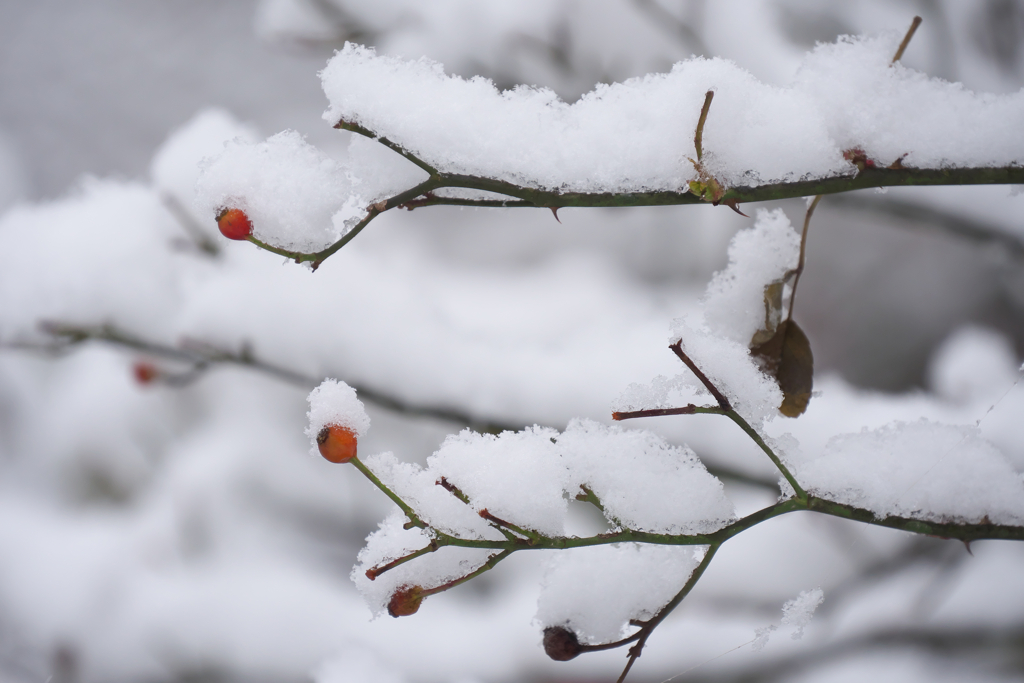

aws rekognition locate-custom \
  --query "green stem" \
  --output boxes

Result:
[334,118,439,176]
[724,409,807,500]
[479,509,544,544]
[246,177,441,268]
[242,165,1024,264]
[616,544,720,683]
[805,496,1024,542]
[349,456,427,528]
[365,540,439,579]
[421,549,514,597]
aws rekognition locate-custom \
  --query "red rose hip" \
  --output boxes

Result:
[317,425,358,463]
[216,208,253,240]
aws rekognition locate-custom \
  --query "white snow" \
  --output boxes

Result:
[536,544,704,643]
[559,419,735,535]
[703,208,801,346]
[305,379,371,449]
[781,587,824,639]
[752,587,823,650]
[619,209,801,424]
[795,419,1024,524]
[351,511,495,617]
[928,325,1021,404]
[427,426,568,537]
[359,451,502,541]
[3,7,1024,683]
[150,109,259,227]
[319,36,1022,194]
[196,130,364,253]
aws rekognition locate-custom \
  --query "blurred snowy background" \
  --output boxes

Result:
[0,1,1023,682]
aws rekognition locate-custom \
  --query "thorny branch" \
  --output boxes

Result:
[18,321,514,434]
[336,334,1024,681]
[237,112,1024,268]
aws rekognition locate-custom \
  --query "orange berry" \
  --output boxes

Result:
[216,208,253,240]
[317,425,358,463]
[387,585,424,618]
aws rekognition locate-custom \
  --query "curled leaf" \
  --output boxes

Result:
[750,319,814,417]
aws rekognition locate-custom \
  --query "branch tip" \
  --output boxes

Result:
[891,16,923,64]
[668,341,732,411]
[694,90,715,163]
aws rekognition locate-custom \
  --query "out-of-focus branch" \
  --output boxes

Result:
[630,0,710,57]
[160,192,220,257]
[24,321,516,434]
[674,623,1024,683]
[824,193,1024,259]
[700,535,961,620]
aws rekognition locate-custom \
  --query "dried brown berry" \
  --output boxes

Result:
[317,425,358,464]
[387,585,424,618]
[542,626,583,661]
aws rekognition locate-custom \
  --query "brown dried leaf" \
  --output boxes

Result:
[750,319,814,417]
[751,280,786,347]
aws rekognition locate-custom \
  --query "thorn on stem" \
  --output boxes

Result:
[549,207,562,223]
[718,198,748,216]
[888,153,908,169]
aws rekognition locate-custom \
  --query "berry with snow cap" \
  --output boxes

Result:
[317,425,358,464]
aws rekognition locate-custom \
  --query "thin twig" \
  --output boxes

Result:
[669,341,731,411]
[616,545,720,683]
[420,548,514,598]
[612,404,726,420]
[787,194,821,322]
[825,192,1024,260]
[694,90,714,163]
[349,456,427,529]
[365,540,439,580]
[26,321,517,433]
[892,16,923,65]
[334,118,440,176]
[783,13,926,328]
[479,509,542,543]
[438,478,519,541]
[160,192,220,256]
[723,410,807,500]
[631,0,710,57]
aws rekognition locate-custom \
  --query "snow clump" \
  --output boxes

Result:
[305,379,371,453]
